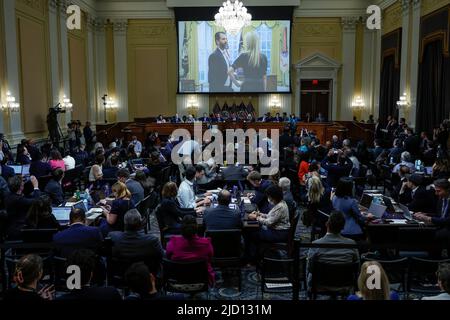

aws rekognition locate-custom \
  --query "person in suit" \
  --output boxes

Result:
[198,113,210,122]
[53,208,103,257]
[4,175,41,240]
[58,249,122,300]
[222,164,248,181]
[29,152,52,178]
[414,179,450,255]
[257,112,272,122]
[117,168,144,206]
[203,190,241,230]
[103,156,120,180]
[398,173,435,213]
[320,150,353,188]
[109,209,164,272]
[171,113,183,123]
[273,113,283,122]
[315,112,325,122]
[371,139,384,160]
[208,32,232,92]
[44,168,65,206]
[279,127,295,154]
[421,263,450,300]
[307,211,360,284]
[403,128,421,157]
[247,171,272,213]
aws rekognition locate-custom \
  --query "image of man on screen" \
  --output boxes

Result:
[228,32,268,93]
[208,32,233,92]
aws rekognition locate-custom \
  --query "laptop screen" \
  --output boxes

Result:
[10,165,22,175]
[21,164,30,176]
[360,193,373,209]
[52,207,72,222]
[73,200,88,212]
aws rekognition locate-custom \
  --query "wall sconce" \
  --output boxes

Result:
[186,96,199,115]
[396,93,410,109]
[1,91,20,112]
[351,96,365,110]
[61,95,73,112]
[105,97,118,110]
[269,95,282,113]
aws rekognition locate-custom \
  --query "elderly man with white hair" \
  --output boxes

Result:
[279,177,297,220]
[392,151,416,174]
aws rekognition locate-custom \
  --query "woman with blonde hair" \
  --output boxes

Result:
[229,31,268,92]
[348,261,399,300]
[304,176,332,238]
[100,181,134,235]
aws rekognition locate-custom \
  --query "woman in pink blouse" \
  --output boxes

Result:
[166,215,215,285]
[49,149,65,171]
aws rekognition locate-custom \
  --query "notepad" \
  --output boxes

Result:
[265,283,292,289]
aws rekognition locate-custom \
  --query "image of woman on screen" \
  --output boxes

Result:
[228,32,268,92]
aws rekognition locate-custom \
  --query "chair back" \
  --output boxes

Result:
[361,254,409,291]
[205,229,241,261]
[310,259,359,296]
[162,258,209,294]
[407,257,450,295]
[20,228,58,243]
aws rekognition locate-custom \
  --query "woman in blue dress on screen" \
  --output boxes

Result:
[228,32,268,92]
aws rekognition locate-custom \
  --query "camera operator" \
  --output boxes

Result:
[47,106,66,145]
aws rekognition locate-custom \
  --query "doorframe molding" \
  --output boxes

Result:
[295,53,341,120]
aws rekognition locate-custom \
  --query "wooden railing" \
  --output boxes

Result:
[335,121,375,146]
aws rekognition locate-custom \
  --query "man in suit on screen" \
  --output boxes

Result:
[208,32,233,93]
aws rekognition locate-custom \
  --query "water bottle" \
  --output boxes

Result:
[390,157,394,165]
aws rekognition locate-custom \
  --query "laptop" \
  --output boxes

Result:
[367,202,387,218]
[398,203,420,223]
[72,200,89,212]
[382,196,403,214]
[21,164,30,176]
[52,207,72,224]
[359,193,373,209]
[10,165,22,175]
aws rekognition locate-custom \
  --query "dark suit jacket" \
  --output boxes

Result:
[1,165,15,180]
[155,198,195,232]
[4,190,41,239]
[203,205,242,230]
[44,179,64,206]
[431,198,450,228]
[404,135,420,156]
[222,165,247,181]
[399,186,436,213]
[321,157,353,187]
[53,223,103,257]
[109,230,164,267]
[252,179,273,213]
[126,179,145,205]
[279,134,295,152]
[208,48,229,91]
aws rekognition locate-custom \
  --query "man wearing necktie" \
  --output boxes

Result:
[208,32,233,92]
[414,179,450,256]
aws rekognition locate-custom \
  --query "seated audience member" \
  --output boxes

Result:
[63,151,76,171]
[25,196,60,230]
[1,158,15,180]
[102,156,120,180]
[166,215,215,285]
[44,168,65,206]
[432,156,450,180]
[355,141,371,166]
[222,163,247,181]
[58,249,122,300]
[109,209,163,271]
[203,190,242,230]
[413,179,450,253]
[332,177,371,241]
[372,139,384,160]
[279,177,297,219]
[247,171,272,213]
[49,149,65,171]
[305,176,333,237]
[321,150,353,188]
[89,154,105,185]
[348,261,399,300]
[156,182,194,235]
[23,139,40,162]
[247,185,291,245]
[125,262,183,300]
[99,182,134,235]
[134,170,153,197]
[53,208,103,257]
[388,138,404,163]
[5,175,41,240]
[3,254,54,301]
[421,263,450,300]
[398,173,435,213]
[129,135,143,158]
[177,166,210,209]
[29,152,52,178]
[392,151,415,174]
[16,144,32,165]
[307,211,359,272]
[331,135,341,149]
[117,168,144,206]
[73,144,89,167]
[105,147,120,167]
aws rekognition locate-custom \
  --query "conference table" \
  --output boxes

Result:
[121,121,349,146]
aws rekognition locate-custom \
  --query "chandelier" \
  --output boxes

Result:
[215,0,252,36]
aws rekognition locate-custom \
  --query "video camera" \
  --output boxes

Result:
[49,104,66,115]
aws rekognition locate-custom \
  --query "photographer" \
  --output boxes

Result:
[321,149,353,188]
[47,106,65,145]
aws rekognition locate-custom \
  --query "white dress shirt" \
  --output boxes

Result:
[177,179,196,209]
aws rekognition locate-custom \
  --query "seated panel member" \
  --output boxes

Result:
[198,113,210,123]
[203,190,242,230]
[247,171,272,214]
